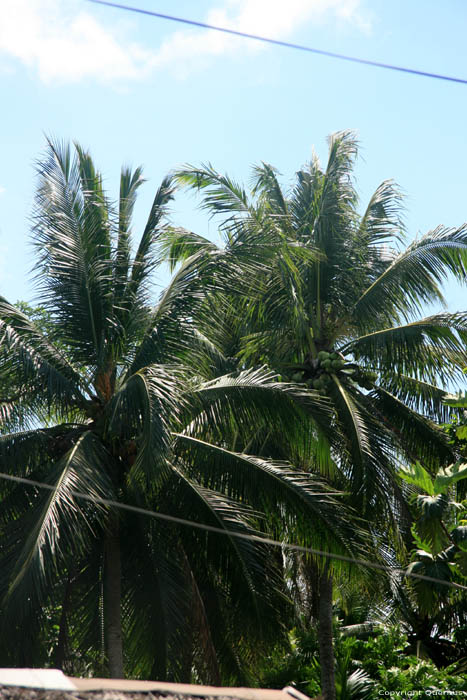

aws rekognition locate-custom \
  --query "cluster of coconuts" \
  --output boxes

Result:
[354,369,378,391]
[288,350,346,392]
[281,351,377,394]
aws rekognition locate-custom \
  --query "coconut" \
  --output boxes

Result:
[318,350,330,361]
[292,372,303,382]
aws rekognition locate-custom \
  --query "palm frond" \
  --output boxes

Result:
[106,365,185,488]
[122,514,192,680]
[328,376,403,516]
[328,374,370,489]
[127,254,222,374]
[173,434,362,559]
[128,242,253,374]
[289,150,323,236]
[173,468,268,603]
[175,163,252,216]
[74,142,113,262]
[378,373,451,422]
[159,227,220,272]
[0,297,87,415]
[164,468,289,663]
[33,139,115,365]
[340,313,467,384]
[127,174,175,302]
[251,162,288,215]
[113,165,145,308]
[1,432,113,623]
[186,367,336,448]
[0,424,85,476]
[295,130,358,249]
[0,427,81,528]
[320,129,359,224]
[353,225,467,323]
[370,386,453,469]
[357,179,405,246]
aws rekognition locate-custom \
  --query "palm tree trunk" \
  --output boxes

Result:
[318,566,336,700]
[104,520,124,678]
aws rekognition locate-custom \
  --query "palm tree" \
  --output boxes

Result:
[169,130,467,698]
[0,139,363,681]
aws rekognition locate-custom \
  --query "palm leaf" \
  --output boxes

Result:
[175,164,252,216]
[163,468,289,663]
[328,376,405,517]
[113,165,145,310]
[377,372,451,422]
[371,387,453,469]
[353,225,467,322]
[128,246,249,374]
[33,139,115,364]
[1,432,113,622]
[173,433,362,560]
[127,174,175,302]
[357,179,405,246]
[340,313,467,383]
[121,513,192,680]
[186,367,335,448]
[159,227,219,272]
[106,365,185,488]
[251,162,288,215]
[0,297,87,414]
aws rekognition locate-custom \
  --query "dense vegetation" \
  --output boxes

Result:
[0,133,466,699]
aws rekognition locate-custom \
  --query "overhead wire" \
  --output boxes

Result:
[87,0,467,86]
[1,470,466,592]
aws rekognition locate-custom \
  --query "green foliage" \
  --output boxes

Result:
[444,390,467,409]
[261,626,466,696]
[3,132,467,691]
[395,456,467,659]
[400,462,437,496]
[354,629,466,693]
[174,130,467,525]
[173,130,467,697]
[259,627,322,698]
[0,139,366,682]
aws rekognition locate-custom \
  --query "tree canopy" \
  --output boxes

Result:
[0,133,466,699]
[0,139,365,685]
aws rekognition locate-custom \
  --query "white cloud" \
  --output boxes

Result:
[0,0,155,84]
[0,186,5,196]
[153,0,371,74]
[0,0,370,84]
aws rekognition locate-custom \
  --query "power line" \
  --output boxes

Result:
[1,470,466,592]
[88,0,467,86]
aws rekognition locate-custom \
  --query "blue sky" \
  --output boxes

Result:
[1,0,466,311]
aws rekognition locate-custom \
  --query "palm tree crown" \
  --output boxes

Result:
[173,130,467,512]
